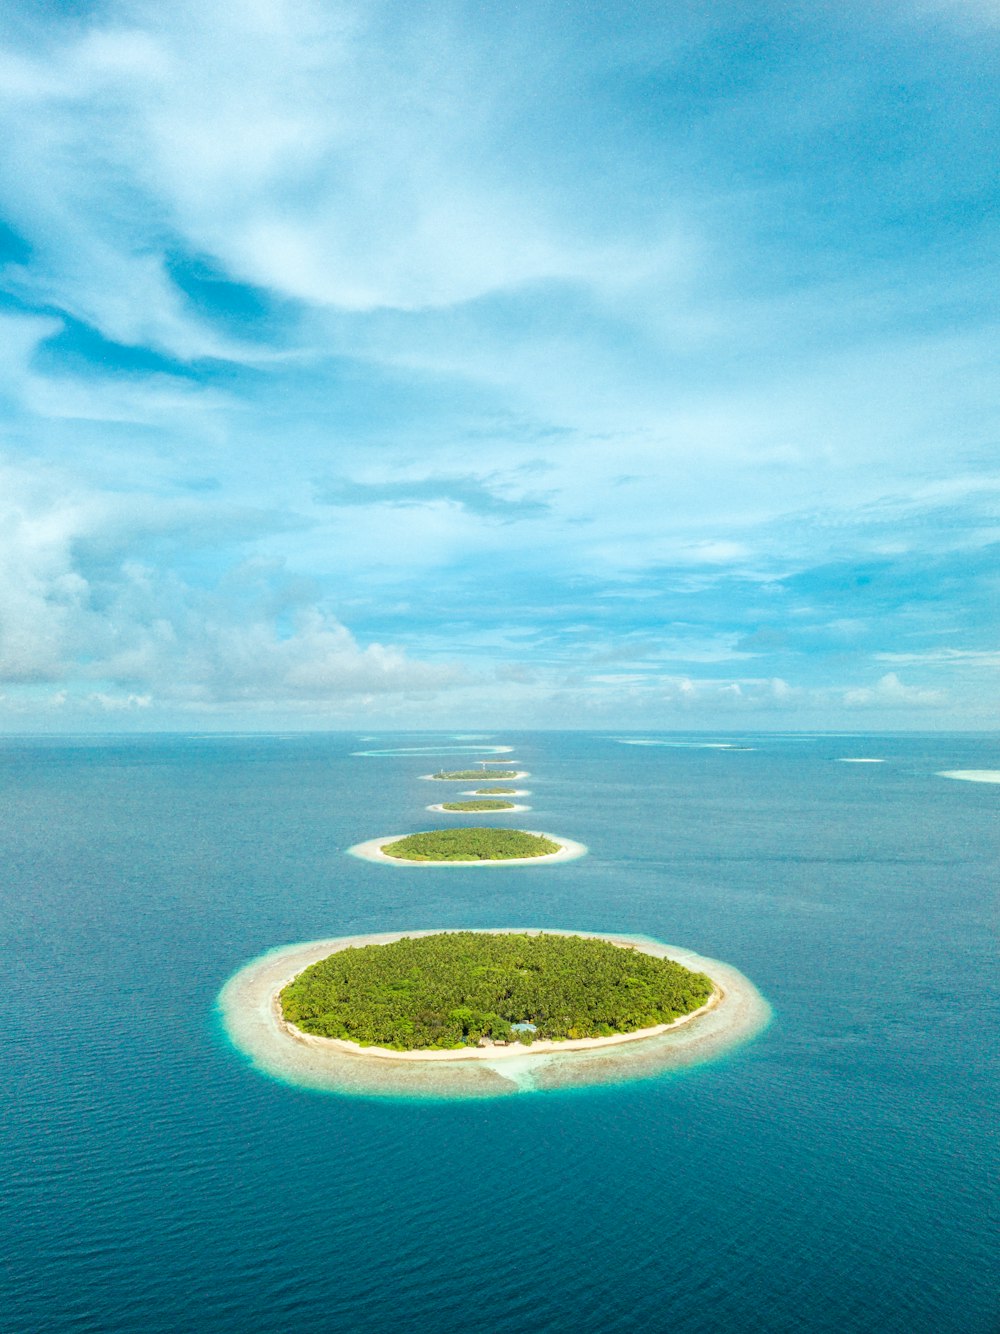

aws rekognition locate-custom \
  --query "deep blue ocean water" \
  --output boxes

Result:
[0,732,996,1333]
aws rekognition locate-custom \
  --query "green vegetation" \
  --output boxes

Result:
[475,786,517,794]
[280,932,714,1050]
[381,827,558,861]
[432,768,518,780]
[440,799,516,811]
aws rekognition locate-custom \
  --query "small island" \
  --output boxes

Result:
[431,768,522,781]
[218,928,771,1096]
[382,827,558,861]
[474,785,517,794]
[439,799,517,812]
[279,931,715,1051]
[348,828,585,865]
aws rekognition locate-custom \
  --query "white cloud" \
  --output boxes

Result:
[0,459,459,708]
[875,648,1000,667]
[149,605,461,706]
[0,4,994,730]
[0,311,62,401]
[843,672,947,708]
[0,463,89,681]
[0,0,679,359]
[87,691,153,711]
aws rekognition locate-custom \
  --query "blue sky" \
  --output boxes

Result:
[0,0,997,730]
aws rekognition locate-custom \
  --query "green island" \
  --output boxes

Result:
[474,785,517,794]
[381,827,557,861]
[280,931,715,1050]
[432,768,518,780]
[440,799,516,811]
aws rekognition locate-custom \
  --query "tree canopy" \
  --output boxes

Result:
[432,769,518,780]
[280,932,714,1050]
[380,828,558,861]
[440,799,516,811]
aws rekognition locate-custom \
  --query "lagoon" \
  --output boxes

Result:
[0,731,996,1332]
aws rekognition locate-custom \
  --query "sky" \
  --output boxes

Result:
[0,0,997,731]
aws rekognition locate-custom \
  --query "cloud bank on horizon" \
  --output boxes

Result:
[0,0,996,729]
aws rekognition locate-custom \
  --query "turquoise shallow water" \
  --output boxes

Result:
[0,732,996,1332]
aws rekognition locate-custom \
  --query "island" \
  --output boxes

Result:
[218,928,772,1096]
[474,785,517,794]
[279,931,716,1052]
[347,827,587,865]
[382,827,558,860]
[439,799,517,811]
[430,768,525,781]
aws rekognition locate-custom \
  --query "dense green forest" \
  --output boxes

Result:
[474,786,517,794]
[381,828,558,860]
[440,799,515,811]
[280,932,714,1049]
[432,768,518,780]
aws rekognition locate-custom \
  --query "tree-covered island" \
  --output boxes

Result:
[432,768,519,780]
[280,932,715,1050]
[440,799,516,811]
[474,786,517,794]
[381,828,557,860]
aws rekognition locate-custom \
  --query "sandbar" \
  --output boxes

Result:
[837,757,885,763]
[426,803,531,814]
[217,928,771,1099]
[347,831,587,866]
[938,769,1000,784]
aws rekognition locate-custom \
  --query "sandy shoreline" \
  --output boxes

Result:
[426,803,531,815]
[938,769,1000,784]
[420,771,530,782]
[347,831,587,866]
[217,929,771,1099]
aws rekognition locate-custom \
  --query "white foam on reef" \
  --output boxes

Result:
[837,758,885,763]
[217,929,772,1100]
[938,769,1000,784]
[426,803,531,815]
[347,831,587,866]
[615,739,749,749]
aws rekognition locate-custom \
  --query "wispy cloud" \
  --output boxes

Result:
[0,2,995,727]
[875,649,1000,668]
[318,474,549,521]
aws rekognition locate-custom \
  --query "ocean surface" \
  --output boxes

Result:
[0,732,996,1333]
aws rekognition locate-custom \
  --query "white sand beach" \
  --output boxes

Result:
[937,769,1000,784]
[347,831,587,865]
[217,928,771,1098]
[837,758,885,763]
